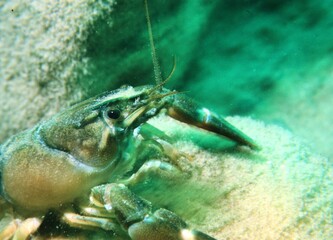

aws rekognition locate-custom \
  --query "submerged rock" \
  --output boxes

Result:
[150,115,333,239]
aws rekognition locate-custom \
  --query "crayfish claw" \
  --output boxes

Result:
[166,94,260,150]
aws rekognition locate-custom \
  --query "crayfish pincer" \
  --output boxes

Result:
[0,0,258,239]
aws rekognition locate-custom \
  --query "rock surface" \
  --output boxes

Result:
[0,0,114,142]
[150,115,332,240]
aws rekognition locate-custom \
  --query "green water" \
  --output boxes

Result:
[84,0,333,160]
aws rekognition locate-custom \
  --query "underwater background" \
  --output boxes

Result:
[0,0,332,239]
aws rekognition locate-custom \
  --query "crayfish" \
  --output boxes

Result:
[0,0,258,239]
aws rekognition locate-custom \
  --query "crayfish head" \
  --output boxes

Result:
[0,85,171,212]
[38,85,174,169]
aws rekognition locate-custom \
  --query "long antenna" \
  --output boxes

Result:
[144,0,162,85]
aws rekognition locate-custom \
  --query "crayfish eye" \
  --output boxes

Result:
[106,109,121,119]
